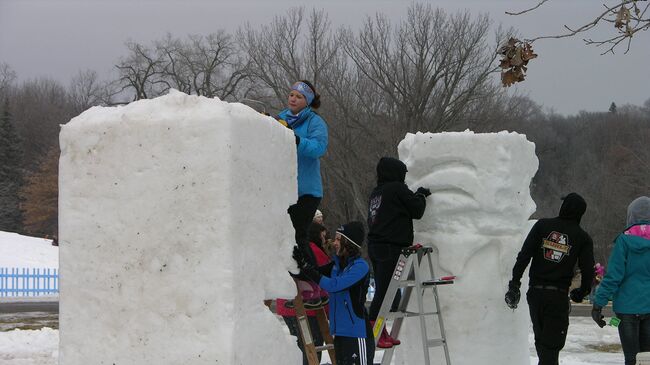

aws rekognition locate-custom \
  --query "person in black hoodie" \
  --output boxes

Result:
[366,157,430,348]
[505,192,595,365]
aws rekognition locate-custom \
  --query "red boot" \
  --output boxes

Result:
[370,321,393,349]
[384,327,401,346]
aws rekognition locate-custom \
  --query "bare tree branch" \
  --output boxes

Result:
[507,0,649,53]
[505,0,551,16]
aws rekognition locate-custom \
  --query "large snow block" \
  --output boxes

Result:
[394,131,538,365]
[59,90,300,364]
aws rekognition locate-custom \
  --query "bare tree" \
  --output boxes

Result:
[643,97,650,115]
[238,5,509,225]
[0,63,17,97]
[507,0,650,54]
[68,69,107,113]
[184,32,250,100]
[116,32,251,102]
[238,7,340,108]
[115,41,166,100]
[156,34,194,95]
[10,78,73,170]
[343,5,505,134]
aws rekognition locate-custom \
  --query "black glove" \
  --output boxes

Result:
[416,187,431,197]
[591,305,606,328]
[300,264,322,283]
[505,280,521,309]
[570,288,586,303]
[292,245,307,269]
[295,134,300,145]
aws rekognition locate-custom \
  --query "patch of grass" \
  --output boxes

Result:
[0,313,58,332]
[585,343,622,353]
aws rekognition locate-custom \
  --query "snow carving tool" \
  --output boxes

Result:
[291,277,337,365]
[240,98,291,127]
[373,244,454,365]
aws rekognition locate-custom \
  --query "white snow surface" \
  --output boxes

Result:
[57,90,301,365]
[1,318,634,365]
[0,232,57,269]
[393,131,538,365]
[0,328,58,365]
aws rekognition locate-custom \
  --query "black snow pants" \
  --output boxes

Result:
[368,243,403,320]
[527,287,570,365]
[288,194,321,265]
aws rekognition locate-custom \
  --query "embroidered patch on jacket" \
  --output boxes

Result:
[542,231,571,263]
[368,195,382,226]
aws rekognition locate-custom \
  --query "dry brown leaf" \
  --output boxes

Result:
[498,39,536,86]
[615,6,630,29]
[511,48,524,66]
[501,70,517,87]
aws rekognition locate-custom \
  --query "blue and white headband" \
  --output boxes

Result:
[291,82,315,106]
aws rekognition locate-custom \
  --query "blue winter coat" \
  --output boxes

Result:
[318,255,370,338]
[277,107,328,198]
[594,221,650,314]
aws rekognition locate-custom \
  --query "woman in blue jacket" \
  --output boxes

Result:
[296,221,375,365]
[278,80,328,265]
[592,196,650,365]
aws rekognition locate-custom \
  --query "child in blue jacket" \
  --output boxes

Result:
[295,221,375,365]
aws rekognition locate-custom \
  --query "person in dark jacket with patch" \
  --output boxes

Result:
[505,192,595,365]
[366,157,430,348]
[294,221,374,365]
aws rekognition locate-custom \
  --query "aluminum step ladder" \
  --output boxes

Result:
[372,244,454,365]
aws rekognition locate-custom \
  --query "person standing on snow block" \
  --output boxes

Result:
[294,222,375,365]
[277,80,328,266]
[366,157,430,349]
[592,196,650,365]
[506,192,595,365]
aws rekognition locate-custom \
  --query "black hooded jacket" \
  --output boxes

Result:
[512,193,595,291]
[367,157,427,247]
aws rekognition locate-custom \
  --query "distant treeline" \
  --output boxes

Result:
[0,5,648,264]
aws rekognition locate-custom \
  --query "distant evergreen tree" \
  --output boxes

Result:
[609,102,617,114]
[0,99,24,231]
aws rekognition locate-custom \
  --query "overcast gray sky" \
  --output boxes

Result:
[1,0,648,115]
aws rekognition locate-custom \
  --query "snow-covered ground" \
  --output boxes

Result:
[0,317,627,365]
[0,328,58,365]
[0,220,631,364]
[0,229,634,364]
[0,232,57,269]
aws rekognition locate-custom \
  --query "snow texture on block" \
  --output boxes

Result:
[58,90,300,365]
[393,131,538,365]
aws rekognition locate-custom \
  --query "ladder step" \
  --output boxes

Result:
[399,278,454,287]
[314,344,334,352]
[422,279,454,286]
[388,311,439,319]
[427,338,446,347]
[397,280,417,287]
